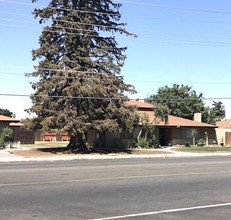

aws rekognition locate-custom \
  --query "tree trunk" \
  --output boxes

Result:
[137,126,143,142]
[67,132,86,151]
[67,135,77,150]
[101,131,106,148]
[193,137,195,146]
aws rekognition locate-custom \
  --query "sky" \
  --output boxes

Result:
[0,0,231,119]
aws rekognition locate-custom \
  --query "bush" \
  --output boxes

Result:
[184,142,191,147]
[149,135,160,148]
[136,138,149,149]
[197,138,205,147]
[0,127,13,145]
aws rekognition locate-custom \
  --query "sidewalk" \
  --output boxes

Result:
[1,147,231,162]
[0,149,25,162]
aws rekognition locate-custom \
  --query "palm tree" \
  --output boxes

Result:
[191,128,198,146]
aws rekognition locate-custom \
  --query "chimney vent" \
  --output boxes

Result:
[194,113,201,122]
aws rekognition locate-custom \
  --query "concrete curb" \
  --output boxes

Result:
[1,148,231,162]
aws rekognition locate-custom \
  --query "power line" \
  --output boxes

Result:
[2,0,231,15]
[123,14,231,25]
[0,93,129,100]
[0,72,24,75]
[7,78,231,86]
[2,0,231,42]
[0,0,40,7]
[0,93,231,101]
[1,9,231,45]
[116,0,231,15]
[0,10,32,17]
[0,23,42,31]
[2,22,231,47]
[33,67,122,74]
[1,71,231,86]
[0,22,105,41]
[0,17,126,30]
[3,8,231,25]
[2,16,231,42]
[0,23,111,38]
[1,5,231,42]
[0,17,40,25]
[0,0,120,16]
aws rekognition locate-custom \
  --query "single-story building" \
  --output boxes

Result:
[0,115,34,144]
[157,114,217,146]
[216,119,231,146]
[102,100,217,148]
[14,100,217,148]
[0,115,20,131]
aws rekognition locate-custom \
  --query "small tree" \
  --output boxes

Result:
[191,128,198,146]
[0,127,13,145]
[153,104,169,124]
[21,117,42,131]
[136,114,159,148]
[206,101,226,124]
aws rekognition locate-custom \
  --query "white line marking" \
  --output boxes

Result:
[0,170,231,187]
[91,203,231,220]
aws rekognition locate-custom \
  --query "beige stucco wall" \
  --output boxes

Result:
[215,128,225,145]
[216,128,231,145]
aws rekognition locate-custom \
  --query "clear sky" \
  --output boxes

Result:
[1,0,231,119]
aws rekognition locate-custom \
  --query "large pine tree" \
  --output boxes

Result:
[29,0,136,149]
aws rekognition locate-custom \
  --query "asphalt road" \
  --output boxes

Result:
[0,157,231,220]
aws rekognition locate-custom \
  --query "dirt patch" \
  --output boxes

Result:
[11,147,172,158]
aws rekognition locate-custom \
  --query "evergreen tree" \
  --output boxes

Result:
[147,84,226,124]
[28,0,136,149]
[206,101,225,124]
[148,84,205,121]
[0,108,14,118]
[21,117,42,131]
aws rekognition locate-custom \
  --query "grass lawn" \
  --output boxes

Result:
[174,146,231,153]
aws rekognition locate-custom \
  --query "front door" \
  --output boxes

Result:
[159,128,172,146]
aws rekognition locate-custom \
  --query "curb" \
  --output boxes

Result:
[1,150,231,162]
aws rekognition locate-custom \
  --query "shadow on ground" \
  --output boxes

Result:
[37,147,133,155]
[12,146,171,158]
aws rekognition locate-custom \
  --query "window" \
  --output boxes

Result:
[182,128,192,139]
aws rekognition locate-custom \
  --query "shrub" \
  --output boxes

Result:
[184,142,191,147]
[136,138,149,149]
[197,138,205,146]
[149,135,160,148]
[0,127,13,145]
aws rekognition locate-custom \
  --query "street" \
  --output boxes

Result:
[0,157,231,219]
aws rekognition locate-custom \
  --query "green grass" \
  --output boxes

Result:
[174,146,231,152]
[21,141,68,149]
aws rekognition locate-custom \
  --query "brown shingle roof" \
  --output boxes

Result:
[136,110,216,128]
[162,115,216,127]
[9,122,24,127]
[125,100,155,109]
[0,115,20,122]
[216,119,231,128]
